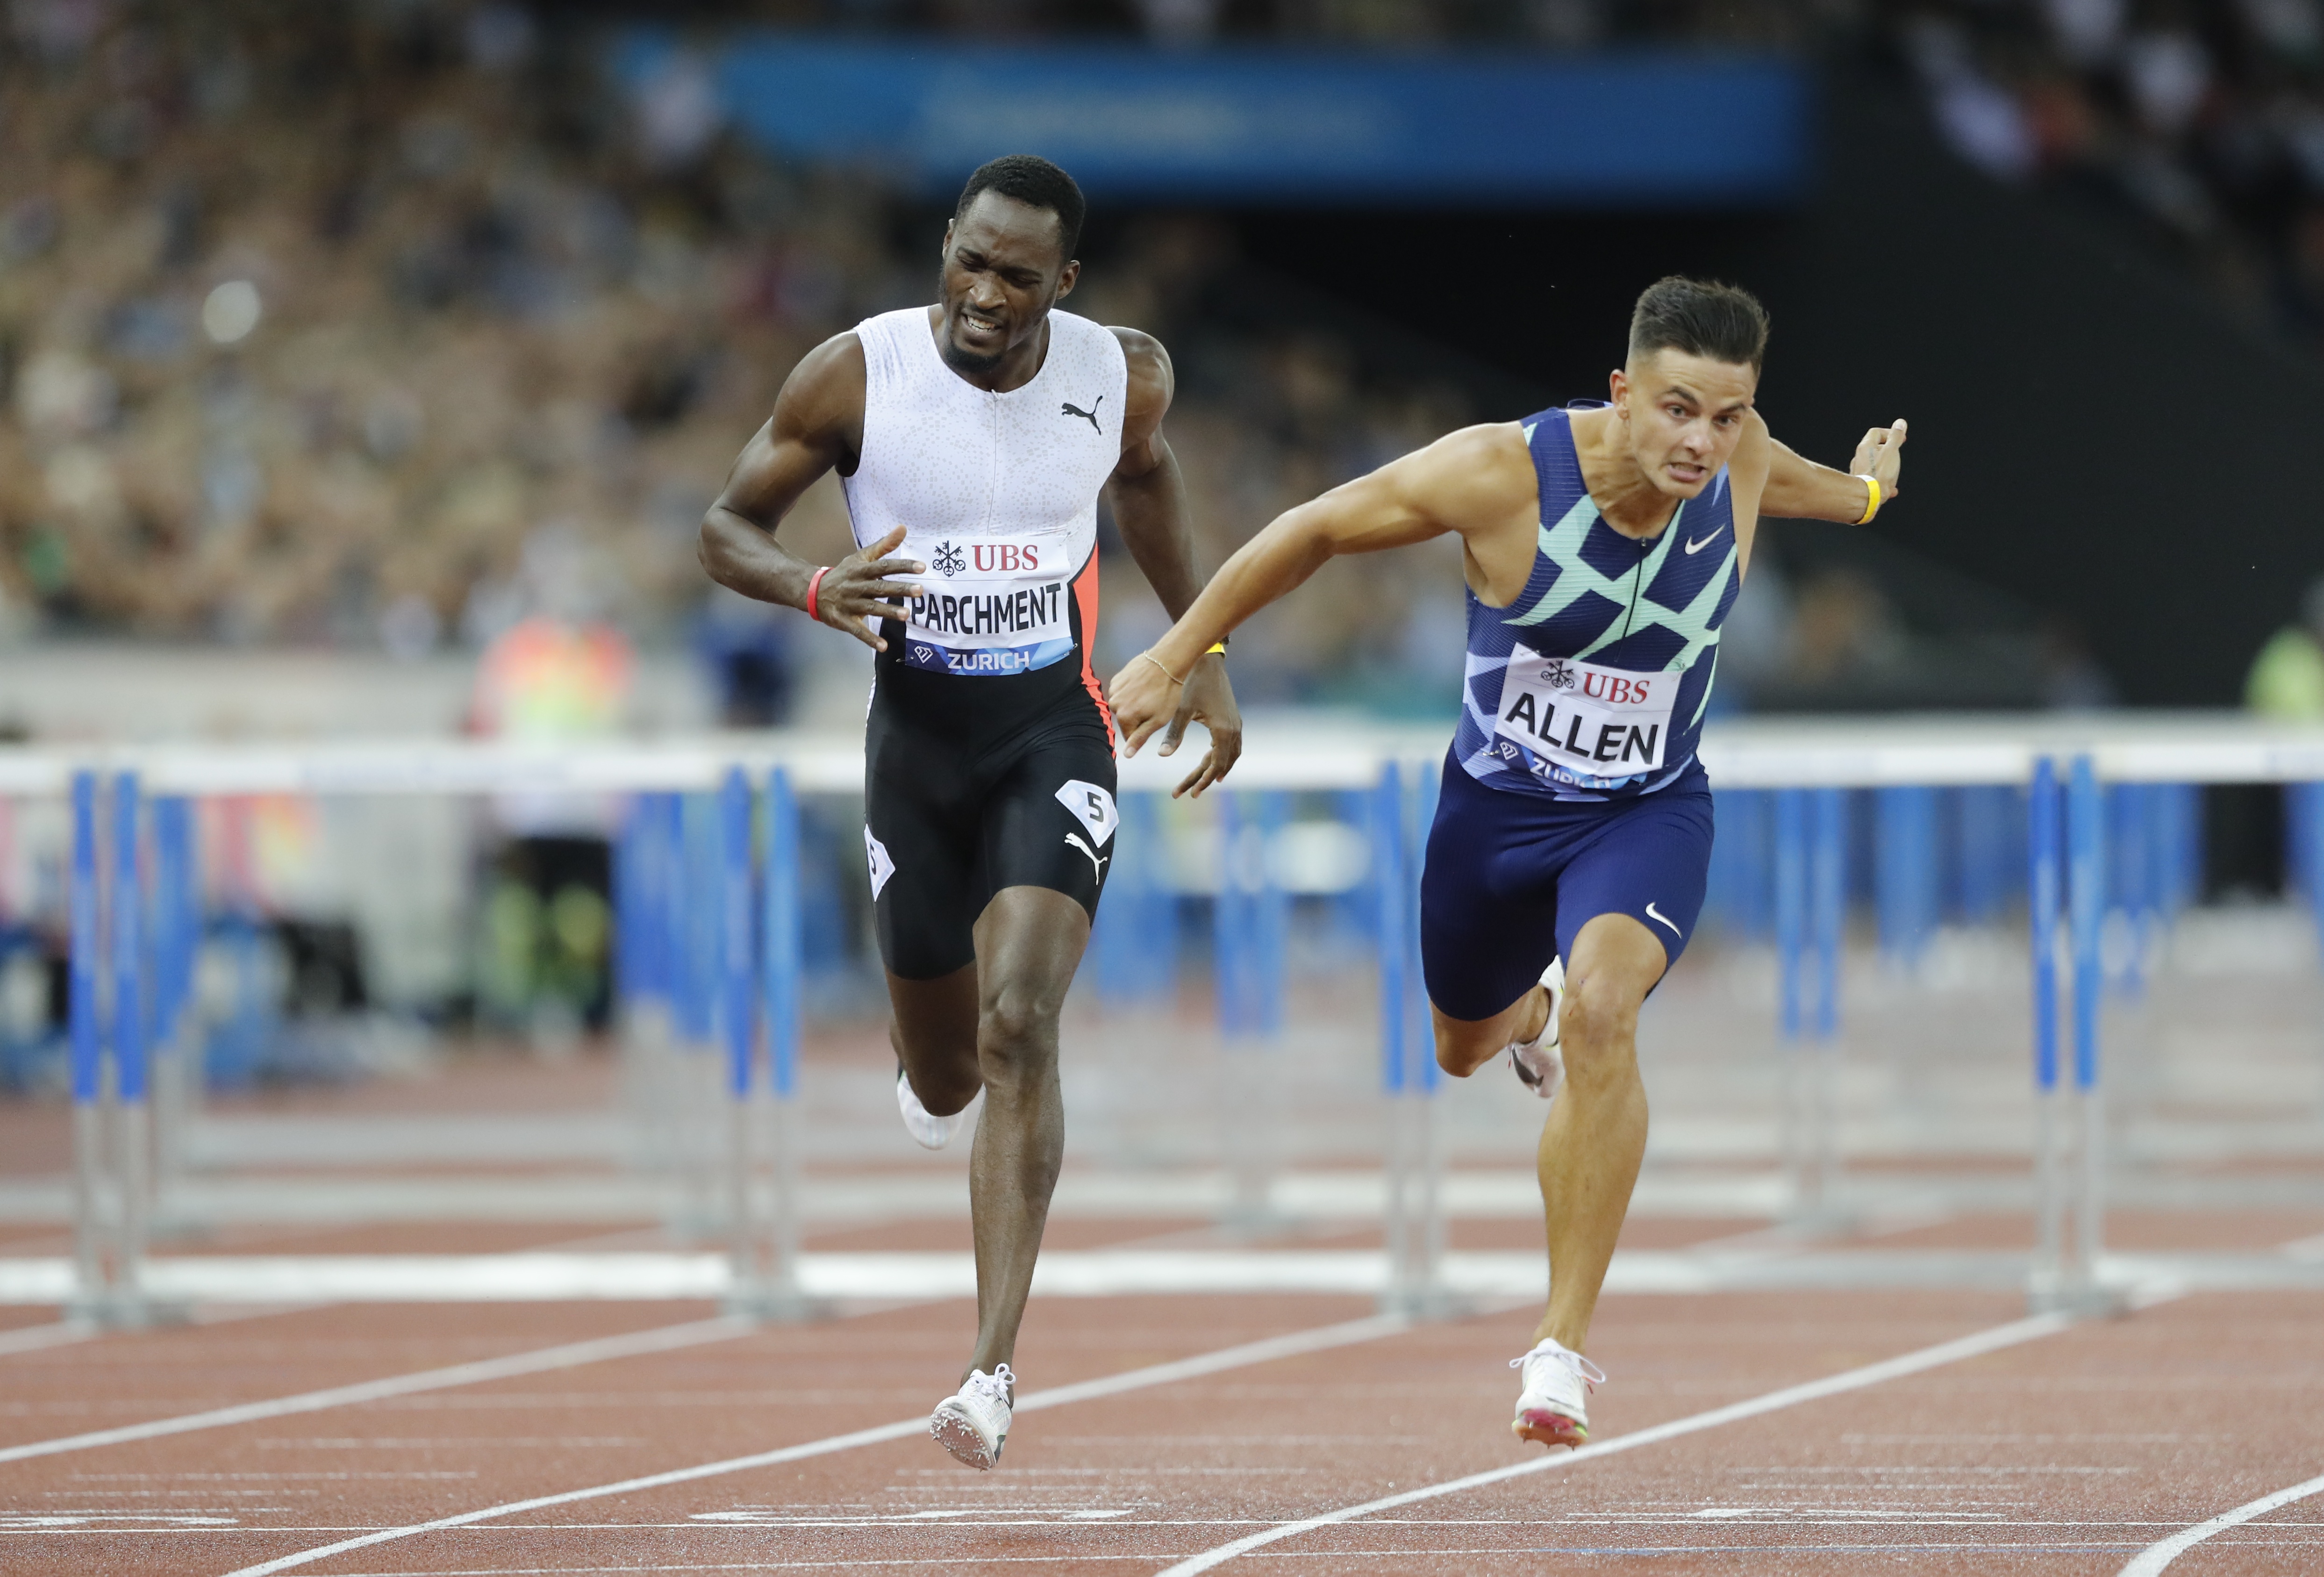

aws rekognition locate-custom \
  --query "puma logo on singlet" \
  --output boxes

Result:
[1065,831,1108,882]
[1061,395,1103,434]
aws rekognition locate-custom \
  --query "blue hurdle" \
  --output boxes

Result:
[149,795,197,1208]
[1772,784,1846,1220]
[2066,754,2110,1305]
[1216,788,1288,1224]
[719,767,758,1300]
[2030,756,2065,1301]
[68,772,104,1321]
[1374,757,1449,1315]
[758,766,807,1313]
[109,772,150,1316]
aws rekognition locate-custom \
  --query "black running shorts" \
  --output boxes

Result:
[862,649,1118,982]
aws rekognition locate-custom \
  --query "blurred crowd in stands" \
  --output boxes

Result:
[5,0,2311,726]
[1892,0,2324,348]
[0,0,1567,717]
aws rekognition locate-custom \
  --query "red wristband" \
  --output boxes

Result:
[804,565,830,623]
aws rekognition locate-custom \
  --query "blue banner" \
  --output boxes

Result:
[622,34,1810,206]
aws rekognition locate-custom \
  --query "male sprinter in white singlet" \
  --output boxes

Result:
[701,156,1241,1469]
[1110,279,1905,1452]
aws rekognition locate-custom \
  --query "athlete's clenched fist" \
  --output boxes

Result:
[811,524,925,652]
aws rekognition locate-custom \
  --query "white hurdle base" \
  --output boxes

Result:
[3,1247,2320,1306]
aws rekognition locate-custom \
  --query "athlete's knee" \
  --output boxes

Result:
[1557,977,1641,1083]
[976,983,1063,1090]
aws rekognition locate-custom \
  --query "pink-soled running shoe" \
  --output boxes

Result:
[1510,1336,1603,1449]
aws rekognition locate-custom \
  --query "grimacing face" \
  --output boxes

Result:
[1608,347,1759,499]
[937,190,1079,375]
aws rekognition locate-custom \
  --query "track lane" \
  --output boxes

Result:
[213,1310,1413,1577]
[2117,1468,2324,1575]
[1153,1302,2101,1573]
[0,1315,757,1466]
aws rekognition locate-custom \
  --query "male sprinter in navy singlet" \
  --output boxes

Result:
[701,156,1241,1469]
[1110,278,1905,1451]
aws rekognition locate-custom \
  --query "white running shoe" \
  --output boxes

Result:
[896,1066,966,1150]
[930,1364,1014,1469]
[1508,958,1565,1102]
[1510,1336,1604,1449]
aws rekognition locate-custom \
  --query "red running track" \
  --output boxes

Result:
[2,1283,2321,1575]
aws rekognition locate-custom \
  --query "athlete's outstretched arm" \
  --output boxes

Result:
[1106,328,1242,796]
[698,332,924,652]
[1108,423,1530,757]
[1759,420,1907,522]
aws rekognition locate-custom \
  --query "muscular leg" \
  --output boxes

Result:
[889,964,981,1117]
[1529,912,1664,1353]
[888,885,1090,1383]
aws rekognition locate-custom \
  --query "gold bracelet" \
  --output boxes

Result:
[1854,475,1883,526]
[1139,651,1187,686]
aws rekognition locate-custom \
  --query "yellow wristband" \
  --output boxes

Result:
[1853,474,1883,526]
[1206,641,1227,657]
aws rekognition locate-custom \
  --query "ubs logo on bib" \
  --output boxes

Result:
[1540,659,1574,689]
[931,541,966,578]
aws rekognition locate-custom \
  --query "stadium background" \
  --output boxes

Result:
[5,6,2324,1572]
[3,0,2322,1061]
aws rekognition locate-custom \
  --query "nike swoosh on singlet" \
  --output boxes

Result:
[1683,528,1724,554]
[1645,902,1681,936]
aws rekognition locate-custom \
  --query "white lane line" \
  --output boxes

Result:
[2116,1469,2324,1575]
[0,1315,756,1467]
[217,1312,1410,1577]
[1156,1307,2088,1575]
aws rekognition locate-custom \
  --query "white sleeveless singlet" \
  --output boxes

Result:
[843,306,1128,679]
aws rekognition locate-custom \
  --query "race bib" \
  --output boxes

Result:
[894,535,1076,677]
[1492,644,1675,782]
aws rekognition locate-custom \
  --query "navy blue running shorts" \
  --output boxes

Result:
[1419,751,1715,1023]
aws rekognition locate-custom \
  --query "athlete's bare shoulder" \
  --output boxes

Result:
[778,330,867,426]
[1396,422,1537,531]
[1107,324,1174,459]
[762,328,868,473]
[1108,324,1173,427]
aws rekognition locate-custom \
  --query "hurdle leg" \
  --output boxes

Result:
[1809,786,1847,1221]
[759,766,814,1320]
[2303,781,2324,1118]
[1408,767,1453,1314]
[66,772,111,1324]
[1371,764,1412,1315]
[2027,758,2066,1310]
[1773,788,1807,1214]
[1214,791,1258,1226]
[2066,755,2117,1310]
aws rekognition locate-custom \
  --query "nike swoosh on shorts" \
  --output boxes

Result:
[1645,902,1682,936]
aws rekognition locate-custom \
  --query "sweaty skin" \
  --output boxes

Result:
[699,190,1244,1388]
[1107,348,1906,1371]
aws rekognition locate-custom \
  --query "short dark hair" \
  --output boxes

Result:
[1628,276,1770,371]
[954,154,1085,263]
